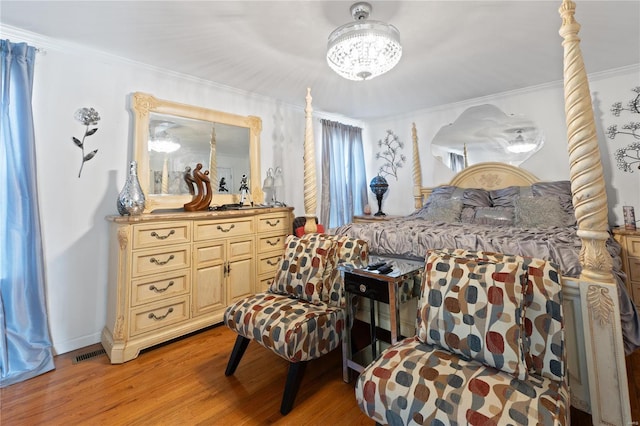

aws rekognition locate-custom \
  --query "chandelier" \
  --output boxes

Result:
[327,2,402,81]
[506,129,537,154]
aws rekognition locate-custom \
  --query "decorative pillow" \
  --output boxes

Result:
[489,186,528,207]
[532,181,576,226]
[419,250,528,380]
[474,206,515,226]
[420,198,463,223]
[269,234,337,304]
[515,196,567,228]
[460,206,476,223]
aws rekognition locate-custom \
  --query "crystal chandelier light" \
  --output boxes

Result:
[327,2,402,81]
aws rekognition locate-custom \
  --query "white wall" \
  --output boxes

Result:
[361,66,640,227]
[4,27,360,354]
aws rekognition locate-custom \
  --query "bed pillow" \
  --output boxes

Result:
[532,181,576,226]
[473,206,515,226]
[515,196,567,228]
[489,186,529,207]
[419,250,529,380]
[420,198,463,223]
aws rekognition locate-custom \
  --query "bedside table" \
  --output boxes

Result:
[352,214,401,223]
[612,227,640,309]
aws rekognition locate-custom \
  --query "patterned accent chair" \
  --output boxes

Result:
[224,233,368,415]
[355,248,569,425]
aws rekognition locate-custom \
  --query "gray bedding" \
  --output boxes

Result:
[330,216,640,353]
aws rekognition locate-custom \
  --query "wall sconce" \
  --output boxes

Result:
[263,167,285,206]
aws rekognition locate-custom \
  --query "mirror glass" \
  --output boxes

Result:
[132,92,262,212]
[431,104,544,172]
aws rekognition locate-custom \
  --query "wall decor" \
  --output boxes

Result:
[607,86,640,172]
[72,107,100,178]
[376,129,406,180]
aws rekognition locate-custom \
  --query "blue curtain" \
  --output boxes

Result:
[320,119,368,228]
[0,40,55,387]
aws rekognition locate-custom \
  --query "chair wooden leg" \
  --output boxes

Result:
[280,361,308,415]
[225,335,250,376]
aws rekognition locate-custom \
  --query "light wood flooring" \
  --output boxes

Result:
[1,324,638,425]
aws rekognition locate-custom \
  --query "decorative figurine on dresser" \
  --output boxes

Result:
[102,92,294,364]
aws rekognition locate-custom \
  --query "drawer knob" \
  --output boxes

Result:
[217,224,235,233]
[149,281,174,293]
[150,230,175,240]
[266,219,280,227]
[148,307,174,320]
[266,238,280,246]
[359,284,367,293]
[149,255,175,266]
[266,259,279,266]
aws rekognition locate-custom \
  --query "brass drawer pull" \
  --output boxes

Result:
[148,307,174,320]
[266,238,280,246]
[266,259,279,266]
[217,224,235,233]
[149,281,174,293]
[266,219,280,227]
[150,229,175,240]
[150,255,175,265]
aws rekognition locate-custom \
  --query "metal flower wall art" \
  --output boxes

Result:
[607,87,640,173]
[72,107,100,177]
[376,129,406,180]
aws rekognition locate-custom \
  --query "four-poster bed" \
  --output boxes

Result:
[300,1,633,424]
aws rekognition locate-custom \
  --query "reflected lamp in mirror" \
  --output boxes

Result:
[148,133,181,194]
[431,104,544,172]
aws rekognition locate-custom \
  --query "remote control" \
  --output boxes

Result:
[377,265,393,274]
[367,261,386,270]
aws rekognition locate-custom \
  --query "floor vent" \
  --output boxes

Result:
[73,348,106,364]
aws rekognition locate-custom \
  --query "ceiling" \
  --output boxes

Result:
[1,1,638,120]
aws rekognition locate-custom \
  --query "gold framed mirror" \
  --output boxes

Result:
[131,92,263,212]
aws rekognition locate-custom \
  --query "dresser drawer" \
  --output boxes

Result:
[257,213,290,234]
[259,276,273,292]
[258,253,282,276]
[627,236,640,257]
[257,233,287,253]
[131,271,190,306]
[132,244,191,277]
[628,256,640,282]
[194,219,254,241]
[129,296,189,337]
[133,222,191,249]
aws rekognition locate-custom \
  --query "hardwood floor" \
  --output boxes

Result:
[1,324,637,425]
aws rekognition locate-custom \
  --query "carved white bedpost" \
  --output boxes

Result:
[303,88,318,233]
[559,1,631,424]
[412,123,423,210]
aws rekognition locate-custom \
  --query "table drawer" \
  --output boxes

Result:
[131,270,190,306]
[628,257,640,282]
[129,296,189,337]
[257,233,287,253]
[132,244,191,277]
[345,274,390,303]
[133,222,191,249]
[194,219,254,241]
[627,236,640,257]
[257,214,290,234]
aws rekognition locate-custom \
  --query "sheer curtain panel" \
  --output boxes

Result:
[320,120,367,228]
[0,40,55,387]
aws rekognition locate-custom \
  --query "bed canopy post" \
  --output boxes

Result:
[303,87,318,233]
[559,0,613,285]
[412,123,423,210]
[560,2,631,424]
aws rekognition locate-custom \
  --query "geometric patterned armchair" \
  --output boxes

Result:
[224,233,368,415]
[355,248,569,425]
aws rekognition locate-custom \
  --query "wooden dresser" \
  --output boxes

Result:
[613,227,640,309]
[101,207,293,363]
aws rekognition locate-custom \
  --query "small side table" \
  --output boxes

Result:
[340,257,424,382]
